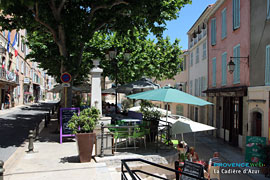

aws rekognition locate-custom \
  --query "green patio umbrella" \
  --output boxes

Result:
[127,86,212,105]
[127,87,213,140]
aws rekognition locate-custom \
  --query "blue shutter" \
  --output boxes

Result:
[211,18,216,45]
[222,8,227,39]
[265,45,270,85]
[222,52,227,85]
[233,0,240,29]
[191,52,193,66]
[233,44,240,83]
[267,0,270,19]
[212,57,216,87]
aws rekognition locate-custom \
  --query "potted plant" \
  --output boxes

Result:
[68,107,100,162]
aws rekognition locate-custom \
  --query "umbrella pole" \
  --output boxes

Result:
[194,133,196,148]
[166,102,169,143]
[182,133,184,141]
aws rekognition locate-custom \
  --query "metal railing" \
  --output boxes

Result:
[121,158,206,180]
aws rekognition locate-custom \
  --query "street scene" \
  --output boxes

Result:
[0,0,270,179]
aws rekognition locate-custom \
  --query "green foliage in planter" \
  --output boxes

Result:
[140,100,161,121]
[68,107,100,134]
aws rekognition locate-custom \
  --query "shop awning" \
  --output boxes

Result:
[203,86,247,96]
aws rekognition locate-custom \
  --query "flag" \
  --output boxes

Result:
[7,31,11,53]
[12,32,18,57]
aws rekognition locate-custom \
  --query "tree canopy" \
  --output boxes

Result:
[0,0,191,106]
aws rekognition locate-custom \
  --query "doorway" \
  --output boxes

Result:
[252,112,262,136]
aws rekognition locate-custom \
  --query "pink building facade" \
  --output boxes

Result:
[205,0,250,149]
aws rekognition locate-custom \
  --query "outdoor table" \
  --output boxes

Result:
[121,119,141,125]
[109,125,136,146]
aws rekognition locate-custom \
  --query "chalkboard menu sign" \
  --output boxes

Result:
[181,161,204,180]
[60,108,80,144]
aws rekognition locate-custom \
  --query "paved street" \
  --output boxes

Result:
[0,102,57,162]
[183,132,267,180]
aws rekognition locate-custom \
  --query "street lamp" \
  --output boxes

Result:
[106,47,131,113]
[227,56,249,74]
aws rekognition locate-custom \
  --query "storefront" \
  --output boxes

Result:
[205,86,248,148]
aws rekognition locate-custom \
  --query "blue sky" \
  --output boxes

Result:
[150,0,217,50]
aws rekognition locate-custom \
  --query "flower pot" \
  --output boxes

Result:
[76,133,96,163]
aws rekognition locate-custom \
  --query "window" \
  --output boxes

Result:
[183,56,186,71]
[16,57,19,71]
[165,104,170,111]
[212,57,216,87]
[221,8,227,39]
[267,0,270,19]
[17,84,20,96]
[265,45,270,85]
[222,52,227,85]
[196,47,199,63]
[21,61,24,74]
[176,105,184,116]
[190,80,193,95]
[233,44,240,84]
[17,33,20,47]
[190,52,193,67]
[200,77,204,96]
[211,18,216,45]
[233,0,240,30]
[21,42,24,52]
[195,78,198,96]
[203,41,207,60]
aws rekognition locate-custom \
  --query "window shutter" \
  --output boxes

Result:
[222,52,227,85]
[196,47,199,63]
[16,57,19,70]
[190,80,193,95]
[265,45,270,85]
[222,8,227,39]
[190,52,193,66]
[211,18,216,45]
[17,85,20,96]
[203,42,206,59]
[233,45,240,83]
[233,0,240,29]
[212,57,216,87]
[267,0,270,19]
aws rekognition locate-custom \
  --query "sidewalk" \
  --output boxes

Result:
[3,118,112,180]
[183,132,267,180]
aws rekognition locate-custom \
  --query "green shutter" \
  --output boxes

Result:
[266,45,270,85]
[176,105,184,116]
[212,57,216,87]
[222,52,227,85]
[196,47,199,63]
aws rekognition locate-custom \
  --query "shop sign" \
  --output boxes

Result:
[24,77,30,84]
[245,136,266,163]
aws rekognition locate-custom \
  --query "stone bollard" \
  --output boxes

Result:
[0,160,4,180]
[28,130,34,153]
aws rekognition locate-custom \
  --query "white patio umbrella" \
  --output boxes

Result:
[160,115,216,147]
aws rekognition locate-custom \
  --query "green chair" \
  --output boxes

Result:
[130,125,147,150]
[113,128,129,151]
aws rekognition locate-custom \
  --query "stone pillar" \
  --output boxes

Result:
[90,59,103,116]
